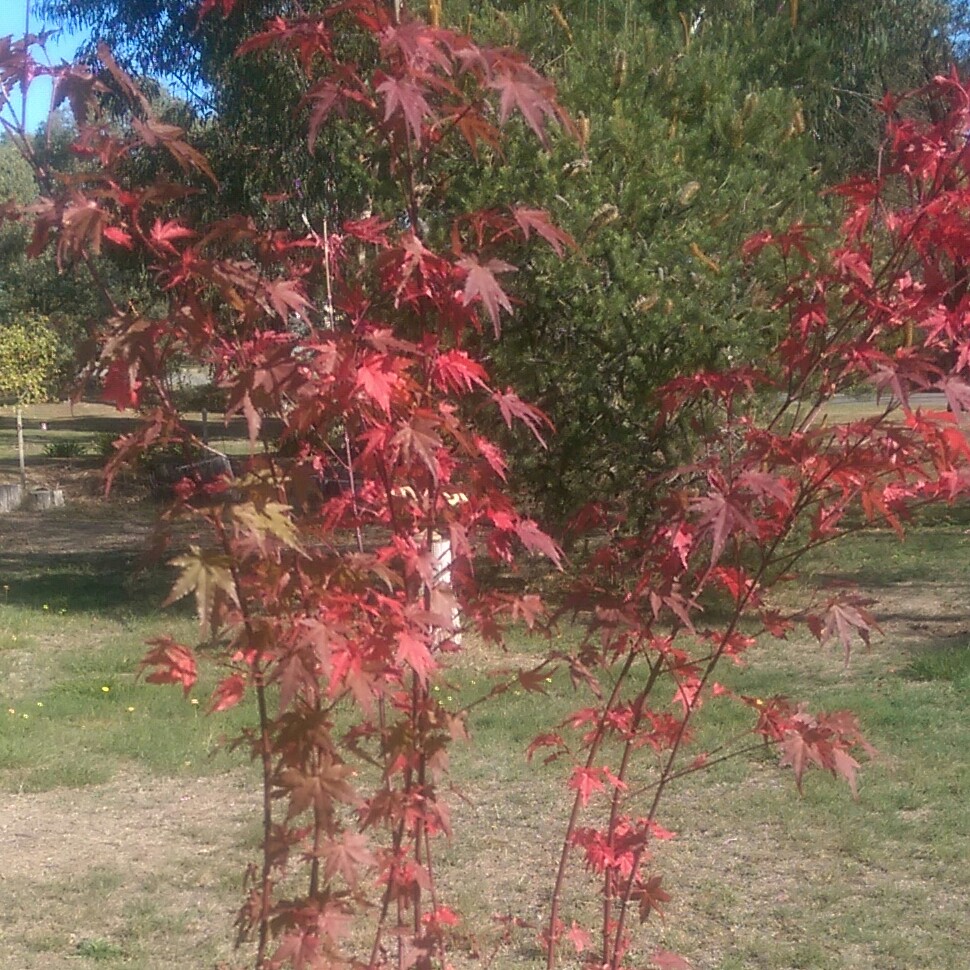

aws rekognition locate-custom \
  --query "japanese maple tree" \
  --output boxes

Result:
[531,71,970,970]
[4,5,970,970]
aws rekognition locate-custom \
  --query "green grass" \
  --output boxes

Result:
[904,644,970,686]
[75,938,128,962]
[0,616,256,791]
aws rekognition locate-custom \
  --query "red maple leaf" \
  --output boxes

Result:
[833,246,874,288]
[210,673,246,713]
[355,356,398,414]
[458,256,516,335]
[515,518,563,566]
[397,629,436,683]
[149,218,196,254]
[139,637,197,696]
[634,874,672,922]
[490,69,560,144]
[376,73,433,143]
[320,831,374,890]
[691,488,760,567]
[197,0,237,22]
[103,225,134,250]
[265,277,312,322]
[806,598,879,663]
[493,388,553,445]
[568,766,606,806]
[564,921,590,953]
[512,206,576,256]
[433,348,489,393]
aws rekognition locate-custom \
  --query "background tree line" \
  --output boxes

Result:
[7,0,966,518]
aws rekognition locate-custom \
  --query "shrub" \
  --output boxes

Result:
[43,438,88,459]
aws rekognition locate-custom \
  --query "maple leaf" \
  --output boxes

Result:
[490,69,560,144]
[937,375,970,415]
[433,349,489,393]
[230,501,303,553]
[458,256,516,335]
[525,732,565,762]
[806,598,879,663]
[320,831,374,889]
[511,594,546,629]
[564,921,590,954]
[164,544,240,631]
[691,488,760,567]
[474,434,509,479]
[355,356,399,414]
[391,413,442,480]
[101,358,141,410]
[265,276,312,322]
[139,637,197,696]
[376,73,433,143]
[148,218,196,255]
[634,874,672,922]
[454,109,501,157]
[52,63,107,125]
[397,628,436,683]
[493,389,553,445]
[269,927,323,970]
[342,214,392,245]
[833,246,874,288]
[132,118,218,185]
[96,42,152,116]
[197,0,238,21]
[511,207,576,257]
[103,225,135,249]
[60,199,109,264]
[210,673,246,713]
[515,518,563,566]
[831,746,863,798]
[423,905,461,929]
[568,766,606,806]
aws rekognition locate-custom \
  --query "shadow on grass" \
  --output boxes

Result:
[0,548,172,616]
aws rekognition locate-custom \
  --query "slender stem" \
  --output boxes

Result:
[253,674,275,969]
[217,520,275,969]
[600,652,664,966]
[545,650,636,970]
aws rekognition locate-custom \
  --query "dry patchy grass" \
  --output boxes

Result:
[1,488,969,968]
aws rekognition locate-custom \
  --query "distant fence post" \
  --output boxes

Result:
[16,405,26,490]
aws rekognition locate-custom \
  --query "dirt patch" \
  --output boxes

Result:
[0,771,260,969]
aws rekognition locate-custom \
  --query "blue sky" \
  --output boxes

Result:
[0,1,90,131]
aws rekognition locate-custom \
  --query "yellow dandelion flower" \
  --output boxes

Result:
[101,686,110,693]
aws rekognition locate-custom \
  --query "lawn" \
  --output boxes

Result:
[0,409,968,969]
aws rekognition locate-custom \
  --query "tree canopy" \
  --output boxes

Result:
[0,312,59,405]
[33,0,970,519]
